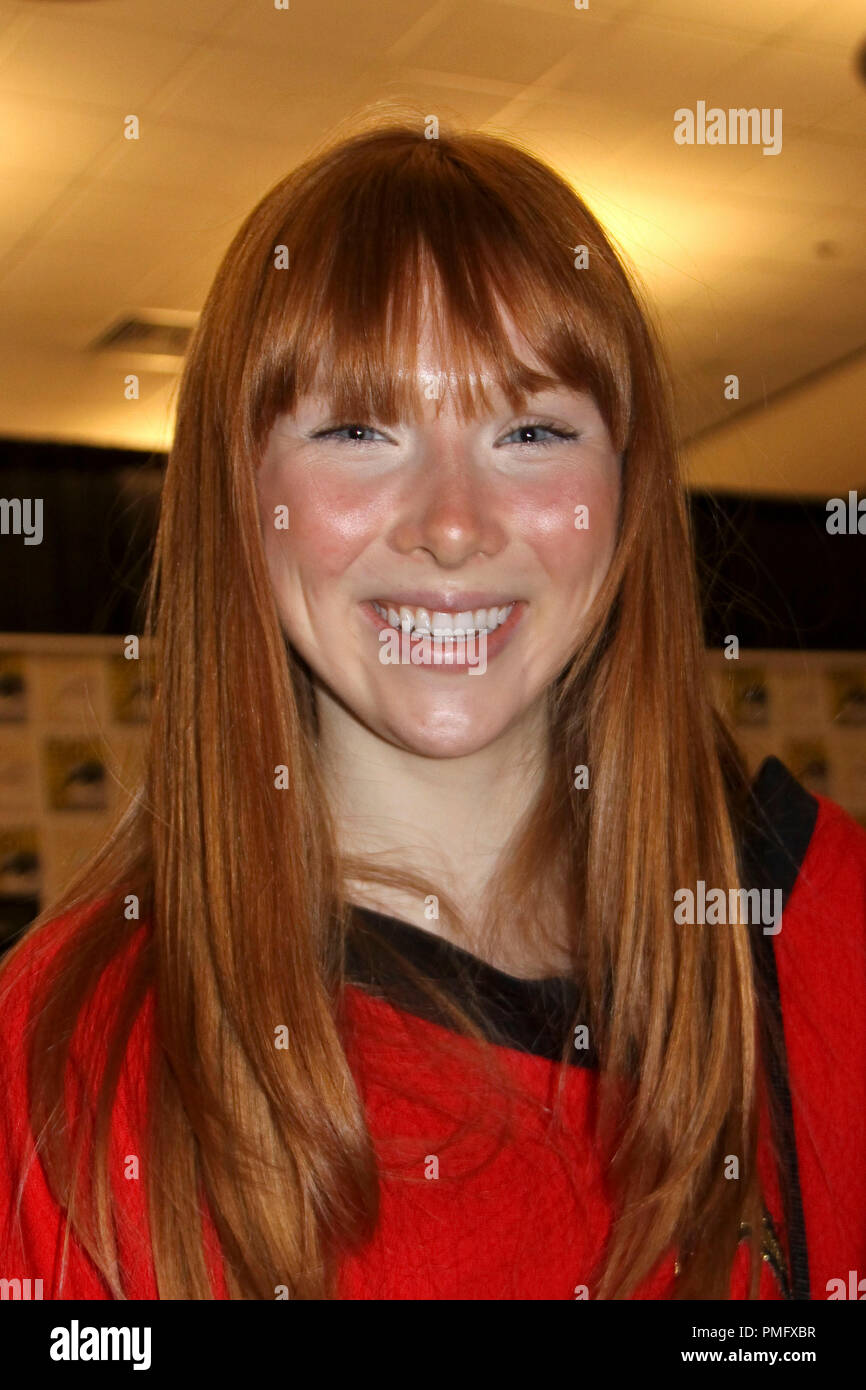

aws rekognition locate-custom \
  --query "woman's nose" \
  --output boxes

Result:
[387,445,507,567]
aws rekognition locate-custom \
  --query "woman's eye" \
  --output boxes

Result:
[313,423,385,444]
[311,420,581,448]
[500,422,580,447]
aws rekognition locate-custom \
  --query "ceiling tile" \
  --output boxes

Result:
[782,0,866,49]
[587,118,785,197]
[548,23,756,122]
[84,119,301,205]
[0,229,171,320]
[483,0,634,16]
[790,204,866,266]
[0,168,71,259]
[514,93,663,162]
[713,41,863,130]
[0,13,196,107]
[152,42,371,132]
[0,0,238,39]
[726,133,866,213]
[637,0,824,38]
[36,179,242,249]
[397,1,586,85]
[819,95,866,137]
[214,0,434,51]
[0,93,118,177]
[126,229,240,314]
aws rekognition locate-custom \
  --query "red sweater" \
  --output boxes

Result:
[1,761,864,1300]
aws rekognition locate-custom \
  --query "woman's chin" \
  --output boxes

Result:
[373,702,519,760]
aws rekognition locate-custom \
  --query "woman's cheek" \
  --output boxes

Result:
[508,467,620,578]
[260,468,389,573]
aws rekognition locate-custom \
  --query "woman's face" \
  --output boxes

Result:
[257,330,622,759]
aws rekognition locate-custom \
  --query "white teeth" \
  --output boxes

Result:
[372,601,515,635]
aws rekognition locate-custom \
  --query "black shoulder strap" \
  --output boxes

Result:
[740,755,819,1301]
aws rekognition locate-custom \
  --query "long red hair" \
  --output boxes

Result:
[2,110,766,1299]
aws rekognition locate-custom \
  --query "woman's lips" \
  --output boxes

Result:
[361,599,525,671]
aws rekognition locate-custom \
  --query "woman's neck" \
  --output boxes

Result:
[315,685,567,974]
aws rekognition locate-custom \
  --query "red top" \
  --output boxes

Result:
[1,777,864,1300]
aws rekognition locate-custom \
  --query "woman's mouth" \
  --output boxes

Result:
[370,601,515,636]
[361,599,525,670]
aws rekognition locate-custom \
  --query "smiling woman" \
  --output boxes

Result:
[257,370,620,760]
[1,116,864,1305]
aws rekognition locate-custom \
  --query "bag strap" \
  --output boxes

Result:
[739,755,819,1301]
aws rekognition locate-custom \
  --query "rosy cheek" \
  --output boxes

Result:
[505,469,619,575]
[261,465,391,575]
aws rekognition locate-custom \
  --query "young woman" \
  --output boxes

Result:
[1,117,864,1302]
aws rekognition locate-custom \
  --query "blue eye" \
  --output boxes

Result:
[501,421,580,447]
[311,420,581,447]
[313,424,384,444]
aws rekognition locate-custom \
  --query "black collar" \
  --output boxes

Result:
[343,755,818,1068]
[345,904,592,1064]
